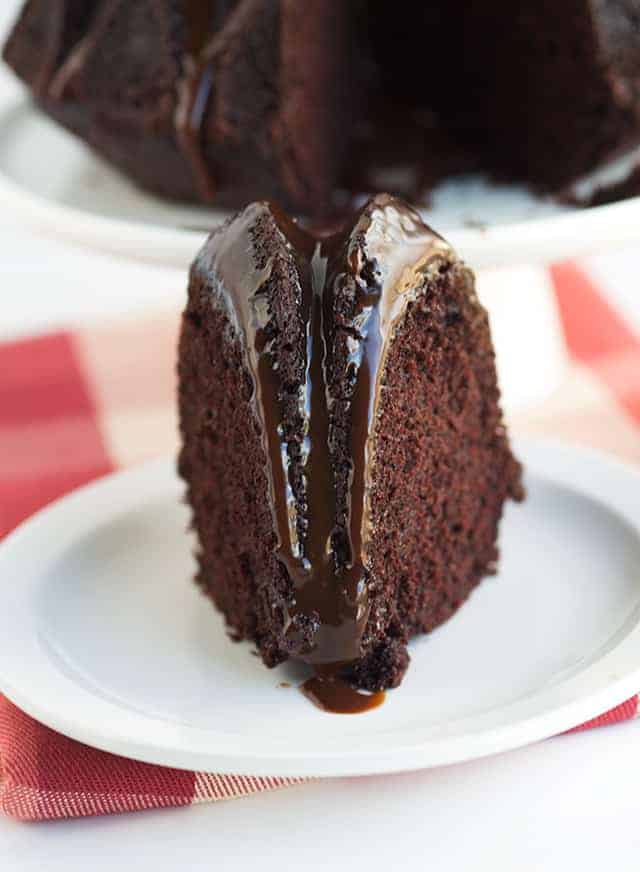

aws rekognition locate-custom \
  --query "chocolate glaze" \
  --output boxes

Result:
[205,195,453,689]
[30,3,90,97]
[48,16,95,101]
[200,202,313,584]
[175,0,218,204]
[337,195,453,556]
[176,1,239,203]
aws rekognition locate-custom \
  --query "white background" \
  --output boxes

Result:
[2,2,640,869]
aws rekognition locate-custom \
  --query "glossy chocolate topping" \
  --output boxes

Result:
[204,195,453,676]
[175,1,237,202]
[175,6,216,203]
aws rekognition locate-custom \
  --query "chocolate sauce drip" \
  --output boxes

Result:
[281,234,374,665]
[32,3,99,97]
[175,1,237,203]
[207,196,452,689]
[203,203,313,581]
[175,63,216,202]
[184,0,215,55]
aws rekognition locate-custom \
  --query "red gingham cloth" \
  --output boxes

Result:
[1,261,639,821]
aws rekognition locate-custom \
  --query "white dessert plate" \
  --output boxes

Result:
[2,99,640,270]
[1,438,640,778]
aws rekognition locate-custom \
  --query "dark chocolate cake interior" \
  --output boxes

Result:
[178,194,523,702]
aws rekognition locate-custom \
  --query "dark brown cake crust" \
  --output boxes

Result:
[178,195,523,691]
[5,1,640,213]
[3,0,347,215]
[2,0,99,97]
[431,0,640,191]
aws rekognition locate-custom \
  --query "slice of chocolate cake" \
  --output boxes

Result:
[178,194,523,697]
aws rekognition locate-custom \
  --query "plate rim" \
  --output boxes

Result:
[1,437,640,777]
[2,98,640,271]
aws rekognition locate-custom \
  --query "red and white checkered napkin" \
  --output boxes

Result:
[1,261,639,821]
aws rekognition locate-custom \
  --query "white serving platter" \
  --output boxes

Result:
[0,439,639,777]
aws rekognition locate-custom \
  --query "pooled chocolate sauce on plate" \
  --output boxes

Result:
[301,668,385,715]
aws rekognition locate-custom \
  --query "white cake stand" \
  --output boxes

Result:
[5,97,626,411]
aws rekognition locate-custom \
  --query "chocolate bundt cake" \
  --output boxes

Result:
[5,1,640,215]
[178,194,523,696]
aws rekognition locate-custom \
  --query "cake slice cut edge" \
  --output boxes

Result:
[177,193,524,693]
